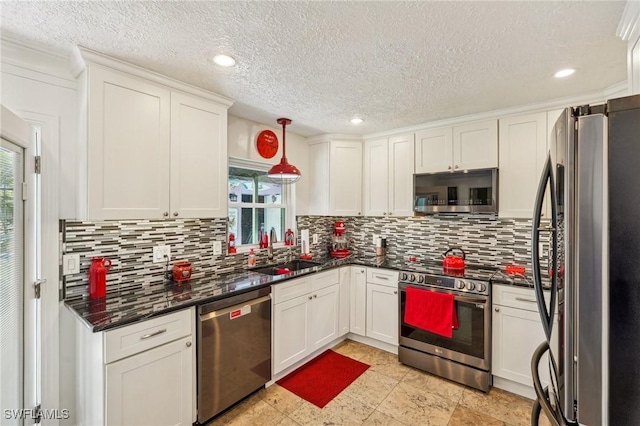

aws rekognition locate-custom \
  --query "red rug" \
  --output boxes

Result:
[276,350,370,408]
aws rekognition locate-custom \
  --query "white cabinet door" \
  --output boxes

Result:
[366,283,398,345]
[492,305,551,388]
[338,267,350,336]
[273,295,311,374]
[363,138,389,216]
[105,336,193,426]
[415,127,453,173]
[498,112,547,218]
[349,268,367,336]
[88,65,171,220]
[388,134,415,216]
[329,141,363,216]
[307,142,330,215]
[453,120,498,171]
[170,92,228,218]
[309,285,340,351]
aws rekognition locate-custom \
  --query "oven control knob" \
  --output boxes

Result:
[456,280,466,290]
[466,281,476,291]
[410,274,416,282]
[417,275,425,283]
[476,282,486,292]
[400,272,408,281]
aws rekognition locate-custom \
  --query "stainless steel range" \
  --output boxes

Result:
[397,265,493,392]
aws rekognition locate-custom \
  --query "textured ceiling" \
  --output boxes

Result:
[0,1,628,137]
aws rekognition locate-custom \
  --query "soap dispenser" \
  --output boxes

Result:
[248,248,256,267]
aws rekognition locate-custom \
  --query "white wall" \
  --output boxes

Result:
[228,114,310,215]
[1,38,77,425]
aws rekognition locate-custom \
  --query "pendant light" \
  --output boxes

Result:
[268,117,301,184]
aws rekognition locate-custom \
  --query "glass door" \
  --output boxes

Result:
[0,138,25,425]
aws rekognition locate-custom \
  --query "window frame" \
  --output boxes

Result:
[228,157,295,253]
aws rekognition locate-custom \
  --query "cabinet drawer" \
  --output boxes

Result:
[105,308,193,364]
[366,268,399,287]
[273,277,311,304]
[310,269,339,292]
[493,284,548,312]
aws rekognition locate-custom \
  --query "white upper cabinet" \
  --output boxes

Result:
[498,112,547,218]
[415,127,453,173]
[415,120,497,174]
[363,134,414,216]
[170,92,228,218]
[308,138,363,216]
[73,48,233,220]
[453,120,498,170]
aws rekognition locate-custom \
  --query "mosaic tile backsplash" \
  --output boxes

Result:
[297,215,546,270]
[61,214,546,299]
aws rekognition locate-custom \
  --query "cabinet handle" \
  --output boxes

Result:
[495,308,500,312]
[173,212,179,217]
[383,212,386,215]
[375,275,389,280]
[515,297,537,303]
[448,166,452,170]
[358,212,361,215]
[163,212,168,217]
[186,341,192,347]
[388,212,392,215]
[541,212,545,217]
[394,290,398,295]
[140,329,167,340]
[455,165,459,169]
[308,296,313,300]
[313,294,317,298]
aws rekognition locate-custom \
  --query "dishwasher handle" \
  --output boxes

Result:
[200,294,271,321]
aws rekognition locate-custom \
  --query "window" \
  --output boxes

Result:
[228,164,292,248]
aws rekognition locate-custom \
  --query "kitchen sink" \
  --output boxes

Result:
[251,260,321,276]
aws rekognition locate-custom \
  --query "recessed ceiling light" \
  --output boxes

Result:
[213,54,236,67]
[350,117,363,125]
[554,68,576,78]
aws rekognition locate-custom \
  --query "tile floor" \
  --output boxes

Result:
[206,340,551,426]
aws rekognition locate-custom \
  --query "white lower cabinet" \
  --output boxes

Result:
[74,308,195,426]
[272,270,341,375]
[365,283,398,345]
[106,336,193,426]
[492,284,555,396]
[349,267,367,336]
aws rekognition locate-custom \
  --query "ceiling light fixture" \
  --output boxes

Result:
[267,118,301,185]
[212,54,236,67]
[350,117,364,125]
[554,68,576,78]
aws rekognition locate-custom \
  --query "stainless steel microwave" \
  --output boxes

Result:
[413,168,498,214]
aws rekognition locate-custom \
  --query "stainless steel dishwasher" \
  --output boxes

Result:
[197,286,272,423]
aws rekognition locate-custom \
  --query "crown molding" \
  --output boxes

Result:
[0,37,76,87]
[617,0,640,42]
[71,46,235,107]
[361,82,626,140]
[306,133,364,144]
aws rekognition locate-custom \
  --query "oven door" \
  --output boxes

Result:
[399,283,490,371]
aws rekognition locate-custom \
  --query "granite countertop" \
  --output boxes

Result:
[65,254,542,333]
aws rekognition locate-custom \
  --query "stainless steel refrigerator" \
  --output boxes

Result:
[531,94,640,426]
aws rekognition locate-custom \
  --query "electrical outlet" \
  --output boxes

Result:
[62,253,80,275]
[213,241,222,255]
[153,245,171,263]
[372,234,380,245]
[312,233,318,244]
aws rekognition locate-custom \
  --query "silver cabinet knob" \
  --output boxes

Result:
[186,341,192,347]
[393,290,398,294]
[494,308,500,312]
[173,212,178,217]
[308,296,313,300]
[313,294,317,298]
[358,212,361,215]
[389,212,392,215]
[448,166,452,170]
[455,165,459,169]
[383,212,386,215]
[163,212,168,217]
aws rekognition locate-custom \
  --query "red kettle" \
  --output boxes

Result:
[89,257,112,299]
[442,248,466,270]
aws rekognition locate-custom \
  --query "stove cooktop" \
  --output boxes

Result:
[398,261,498,296]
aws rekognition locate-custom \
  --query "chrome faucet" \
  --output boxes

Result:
[267,227,277,261]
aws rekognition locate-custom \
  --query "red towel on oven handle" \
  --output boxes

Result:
[404,287,458,338]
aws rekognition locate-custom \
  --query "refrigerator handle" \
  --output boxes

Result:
[532,154,554,342]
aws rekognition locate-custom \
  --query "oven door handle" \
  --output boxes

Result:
[454,296,488,305]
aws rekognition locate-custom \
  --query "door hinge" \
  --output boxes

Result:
[35,155,41,174]
[34,279,46,299]
[34,404,42,424]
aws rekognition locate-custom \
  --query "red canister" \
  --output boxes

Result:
[89,257,111,299]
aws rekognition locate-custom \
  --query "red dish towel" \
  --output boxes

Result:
[404,287,458,338]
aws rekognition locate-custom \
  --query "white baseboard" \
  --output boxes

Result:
[492,376,536,400]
